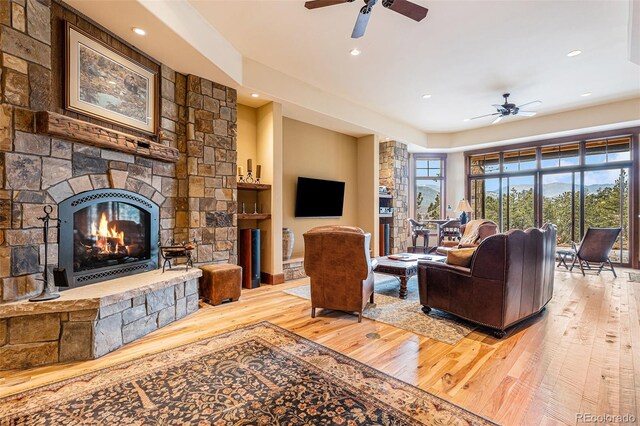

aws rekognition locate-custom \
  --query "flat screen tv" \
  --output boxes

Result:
[295,177,345,218]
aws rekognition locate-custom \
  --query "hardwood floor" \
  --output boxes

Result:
[1,268,638,425]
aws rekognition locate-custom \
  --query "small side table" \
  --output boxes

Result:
[556,249,575,269]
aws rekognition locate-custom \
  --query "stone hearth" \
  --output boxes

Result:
[0,268,202,370]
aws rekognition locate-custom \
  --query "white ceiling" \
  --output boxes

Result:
[190,0,640,132]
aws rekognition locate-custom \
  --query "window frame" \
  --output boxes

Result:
[413,153,447,220]
[464,127,639,268]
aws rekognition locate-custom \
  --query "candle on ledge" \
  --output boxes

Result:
[247,159,253,172]
[256,165,261,179]
[238,166,244,176]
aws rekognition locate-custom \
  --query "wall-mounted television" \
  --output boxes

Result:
[295,177,345,218]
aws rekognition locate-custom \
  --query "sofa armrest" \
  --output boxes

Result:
[458,243,477,249]
[418,260,472,277]
[441,241,459,248]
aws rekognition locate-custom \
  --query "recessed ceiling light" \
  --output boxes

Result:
[567,49,582,57]
[250,93,260,98]
[581,92,592,97]
[421,94,432,99]
[132,27,146,36]
[349,48,361,56]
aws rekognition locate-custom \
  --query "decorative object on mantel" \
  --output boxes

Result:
[65,23,158,135]
[29,206,61,302]
[240,159,263,184]
[379,185,390,195]
[36,111,178,163]
[237,165,245,183]
[159,239,198,272]
[282,228,294,261]
[455,198,473,225]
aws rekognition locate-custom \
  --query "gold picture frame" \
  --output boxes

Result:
[65,23,158,135]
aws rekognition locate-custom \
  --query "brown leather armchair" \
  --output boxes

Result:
[435,219,498,255]
[419,224,556,338]
[304,226,376,322]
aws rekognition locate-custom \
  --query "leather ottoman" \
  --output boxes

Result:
[199,264,242,306]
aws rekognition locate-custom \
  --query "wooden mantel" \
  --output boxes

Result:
[36,111,179,163]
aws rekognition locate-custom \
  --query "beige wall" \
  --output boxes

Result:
[283,118,359,258]
[357,135,379,256]
[446,152,466,214]
[237,104,257,175]
[257,102,284,276]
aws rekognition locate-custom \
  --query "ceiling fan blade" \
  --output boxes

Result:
[517,111,537,117]
[352,3,374,38]
[516,100,542,109]
[491,104,505,110]
[304,0,353,10]
[492,115,504,124]
[468,113,500,120]
[382,0,428,21]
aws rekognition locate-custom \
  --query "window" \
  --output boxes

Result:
[415,156,445,220]
[585,138,631,164]
[467,134,634,265]
[541,143,580,168]
[470,153,500,174]
[503,149,536,172]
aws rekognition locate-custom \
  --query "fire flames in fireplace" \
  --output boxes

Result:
[90,213,126,255]
[73,201,151,272]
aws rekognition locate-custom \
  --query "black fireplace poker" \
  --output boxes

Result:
[29,205,61,302]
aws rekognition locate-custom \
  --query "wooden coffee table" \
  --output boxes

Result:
[374,253,445,299]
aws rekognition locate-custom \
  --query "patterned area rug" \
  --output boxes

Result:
[0,322,496,425]
[284,275,475,345]
[629,272,640,283]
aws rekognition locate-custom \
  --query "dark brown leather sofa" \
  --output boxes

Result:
[304,226,376,322]
[418,224,556,338]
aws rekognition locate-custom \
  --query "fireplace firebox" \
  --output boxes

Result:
[58,189,159,288]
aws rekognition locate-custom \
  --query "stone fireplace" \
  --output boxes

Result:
[0,0,239,304]
[58,189,160,287]
[0,0,239,369]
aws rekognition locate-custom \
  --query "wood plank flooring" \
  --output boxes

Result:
[1,268,638,425]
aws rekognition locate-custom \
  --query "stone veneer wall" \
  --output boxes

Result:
[283,258,306,282]
[0,273,200,370]
[379,141,409,253]
[0,0,237,303]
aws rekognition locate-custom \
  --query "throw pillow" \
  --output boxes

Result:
[445,247,477,268]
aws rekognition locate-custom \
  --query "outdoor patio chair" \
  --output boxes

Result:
[569,227,622,278]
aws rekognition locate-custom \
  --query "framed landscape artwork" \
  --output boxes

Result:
[65,23,158,135]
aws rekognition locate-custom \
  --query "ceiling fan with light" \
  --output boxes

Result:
[468,93,542,124]
[304,0,429,39]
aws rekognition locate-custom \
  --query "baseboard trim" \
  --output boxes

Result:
[261,272,285,285]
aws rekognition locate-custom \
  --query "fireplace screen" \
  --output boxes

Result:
[73,202,151,272]
[58,189,159,288]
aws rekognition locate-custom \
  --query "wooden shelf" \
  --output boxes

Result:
[379,194,393,199]
[35,111,179,163]
[238,182,271,191]
[379,213,393,218]
[238,213,271,220]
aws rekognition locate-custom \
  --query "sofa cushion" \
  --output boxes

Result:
[445,247,477,268]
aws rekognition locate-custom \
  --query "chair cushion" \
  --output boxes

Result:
[445,247,477,268]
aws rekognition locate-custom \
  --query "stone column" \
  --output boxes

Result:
[379,140,409,253]
[185,75,238,264]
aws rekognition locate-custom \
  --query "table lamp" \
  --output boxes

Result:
[454,198,472,225]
